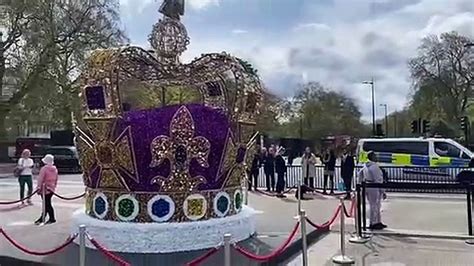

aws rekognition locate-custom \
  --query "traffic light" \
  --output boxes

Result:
[422,120,430,134]
[410,120,419,134]
[460,116,469,131]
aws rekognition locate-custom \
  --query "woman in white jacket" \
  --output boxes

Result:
[301,147,317,188]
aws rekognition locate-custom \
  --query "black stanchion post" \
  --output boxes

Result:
[362,182,367,232]
[467,184,474,245]
[356,184,362,237]
[467,186,472,236]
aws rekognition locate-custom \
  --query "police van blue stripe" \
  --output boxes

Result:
[411,155,430,166]
[376,152,393,164]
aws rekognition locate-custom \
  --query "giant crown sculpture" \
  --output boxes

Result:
[75,0,263,224]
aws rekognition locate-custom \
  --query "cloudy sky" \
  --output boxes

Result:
[119,0,474,121]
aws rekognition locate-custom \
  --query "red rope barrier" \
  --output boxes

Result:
[0,189,39,205]
[234,221,300,262]
[51,191,85,201]
[343,197,356,218]
[0,229,76,256]
[185,247,220,266]
[87,234,131,266]
[306,205,342,230]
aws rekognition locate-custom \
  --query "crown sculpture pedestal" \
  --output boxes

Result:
[71,0,262,253]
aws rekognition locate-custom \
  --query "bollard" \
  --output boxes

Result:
[349,195,369,244]
[332,197,355,265]
[41,184,46,225]
[224,233,231,266]
[300,209,308,266]
[79,225,86,266]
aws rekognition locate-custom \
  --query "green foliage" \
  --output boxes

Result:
[0,0,127,139]
[408,31,473,136]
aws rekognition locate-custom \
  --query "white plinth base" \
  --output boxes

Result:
[71,206,256,253]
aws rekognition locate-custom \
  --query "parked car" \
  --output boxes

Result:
[42,146,81,174]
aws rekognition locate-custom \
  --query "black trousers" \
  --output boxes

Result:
[248,170,259,190]
[276,172,285,193]
[265,172,275,191]
[304,177,314,188]
[40,193,55,221]
[342,176,353,193]
[323,174,334,192]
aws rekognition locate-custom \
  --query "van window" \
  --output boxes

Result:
[363,141,428,155]
[462,152,470,160]
[434,142,461,158]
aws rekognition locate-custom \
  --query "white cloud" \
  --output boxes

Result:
[187,0,219,10]
[120,0,474,120]
[232,29,248,34]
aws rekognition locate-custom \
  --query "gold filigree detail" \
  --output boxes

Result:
[150,106,210,193]
[99,169,124,189]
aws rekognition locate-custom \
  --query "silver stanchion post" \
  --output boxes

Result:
[41,184,46,225]
[349,195,369,244]
[79,225,86,266]
[332,197,355,265]
[224,233,231,266]
[300,209,308,266]
[297,176,302,214]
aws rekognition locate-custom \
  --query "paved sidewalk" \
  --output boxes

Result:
[288,233,474,266]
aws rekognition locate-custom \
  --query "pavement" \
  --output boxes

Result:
[0,174,473,265]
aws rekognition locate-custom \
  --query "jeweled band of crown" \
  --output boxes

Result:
[74,3,263,223]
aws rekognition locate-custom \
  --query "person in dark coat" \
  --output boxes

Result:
[248,144,261,191]
[340,148,355,200]
[275,148,287,198]
[263,147,276,192]
[323,149,336,194]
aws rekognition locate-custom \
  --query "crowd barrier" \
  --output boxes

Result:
[356,182,474,239]
[257,165,470,194]
[0,187,85,205]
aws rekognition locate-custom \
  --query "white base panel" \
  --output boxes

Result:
[71,206,257,253]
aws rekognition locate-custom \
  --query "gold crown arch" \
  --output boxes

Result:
[75,0,263,221]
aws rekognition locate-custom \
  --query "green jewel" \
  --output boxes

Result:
[235,192,242,210]
[118,198,134,217]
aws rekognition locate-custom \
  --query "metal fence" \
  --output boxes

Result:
[257,165,470,193]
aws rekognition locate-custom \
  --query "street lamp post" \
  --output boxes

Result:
[380,104,388,137]
[363,78,376,136]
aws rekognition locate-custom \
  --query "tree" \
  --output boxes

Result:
[275,82,369,143]
[408,32,473,127]
[0,0,127,141]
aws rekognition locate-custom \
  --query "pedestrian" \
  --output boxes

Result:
[275,147,287,198]
[301,147,317,189]
[248,144,262,191]
[35,154,58,225]
[340,148,355,200]
[263,147,276,192]
[358,151,386,230]
[17,149,34,207]
[323,149,336,194]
